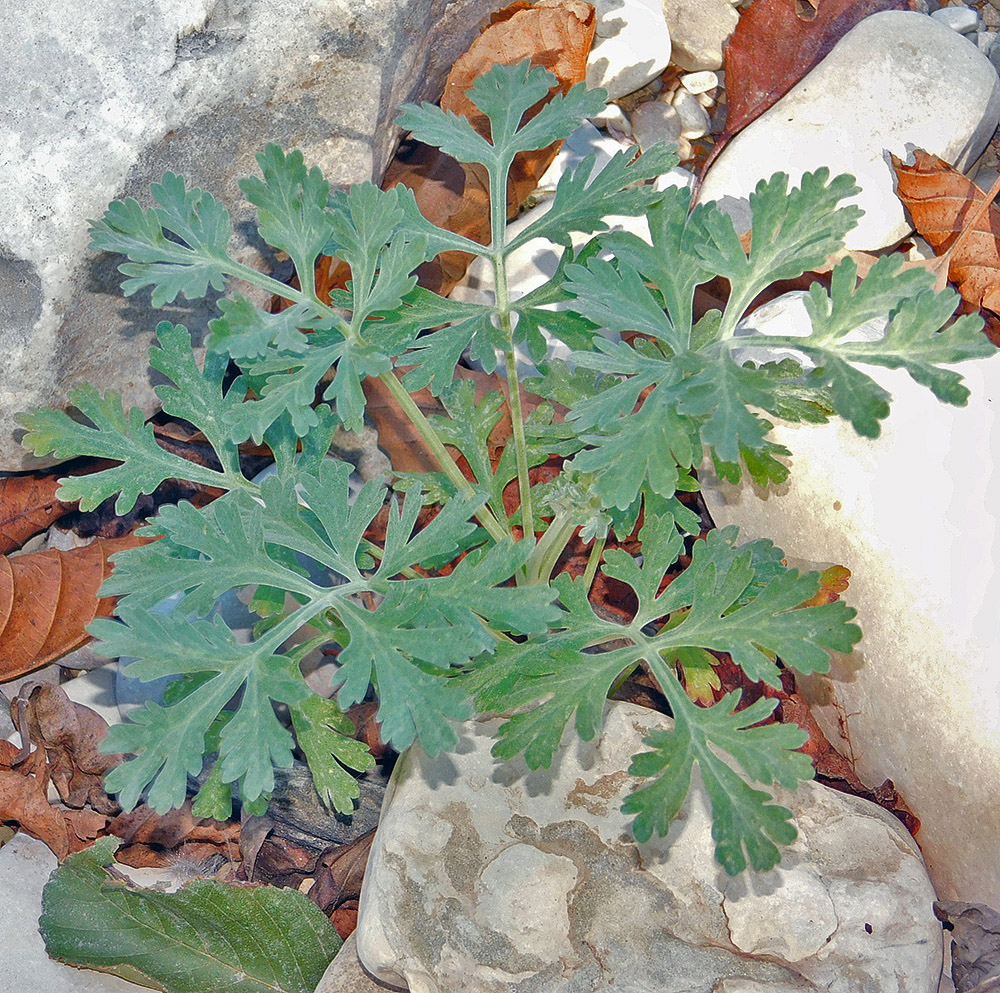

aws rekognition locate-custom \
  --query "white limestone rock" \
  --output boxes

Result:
[587,0,672,100]
[697,11,1000,251]
[700,290,1000,908]
[316,933,396,993]
[930,6,979,34]
[352,702,941,993]
[0,0,503,471]
[660,0,740,71]
[0,832,148,992]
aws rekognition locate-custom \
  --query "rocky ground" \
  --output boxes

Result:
[3,1,1000,992]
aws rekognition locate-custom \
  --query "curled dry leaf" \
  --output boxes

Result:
[107,800,240,868]
[0,744,70,858]
[306,830,375,936]
[12,681,121,814]
[891,148,1000,343]
[701,0,911,179]
[0,534,148,682]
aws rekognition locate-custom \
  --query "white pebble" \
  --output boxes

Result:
[697,91,715,108]
[671,87,711,139]
[930,6,980,34]
[680,70,719,95]
[630,100,682,151]
[590,102,633,136]
[978,30,998,56]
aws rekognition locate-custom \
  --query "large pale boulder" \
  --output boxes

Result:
[697,12,1000,251]
[0,0,502,471]
[701,292,1000,908]
[346,702,941,993]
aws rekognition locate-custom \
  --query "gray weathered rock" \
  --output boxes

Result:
[316,933,398,993]
[0,0,502,471]
[0,832,148,992]
[660,0,739,71]
[352,702,942,993]
[630,99,683,151]
[697,11,1000,251]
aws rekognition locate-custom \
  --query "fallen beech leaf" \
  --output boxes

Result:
[252,834,317,887]
[891,149,1000,328]
[0,474,74,555]
[0,534,147,681]
[307,831,374,917]
[13,682,121,814]
[702,0,910,177]
[108,800,239,852]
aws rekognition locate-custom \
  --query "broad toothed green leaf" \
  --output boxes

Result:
[40,836,340,993]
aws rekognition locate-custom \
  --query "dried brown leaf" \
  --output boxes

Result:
[12,681,121,813]
[0,474,74,555]
[891,148,1000,322]
[307,831,374,916]
[0,534,148,682]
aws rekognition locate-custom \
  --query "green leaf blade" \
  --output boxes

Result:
[40,837,341,993]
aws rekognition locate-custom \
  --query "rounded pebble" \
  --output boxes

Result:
[680,70,719,94]
[930,6,979,34]
[671,87,711,139]
[590,102,633,135]
[630,100,682,151]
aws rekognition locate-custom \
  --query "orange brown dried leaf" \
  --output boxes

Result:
[0,534,150,682]
[891,148,1000,330]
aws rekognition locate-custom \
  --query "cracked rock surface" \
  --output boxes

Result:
[0,0,501,470]
[336,701,942,993]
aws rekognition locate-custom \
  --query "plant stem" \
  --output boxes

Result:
[502,346,535,537]
[582,536,606,593]
[490,155,535,539]
[377,371,510,545]
[527,512,577,584]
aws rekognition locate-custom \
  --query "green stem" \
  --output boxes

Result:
[489,155,534,539]
[377,372,510,545]
[582,536,606,594]
[502,347,535,537]
[526,512,577,585]
[229,259,353,339]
